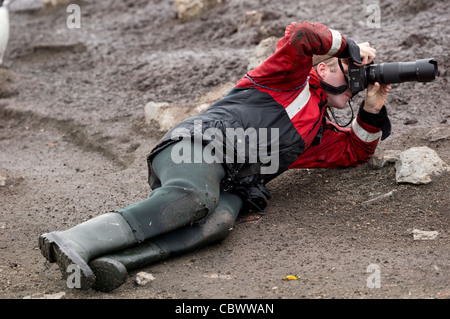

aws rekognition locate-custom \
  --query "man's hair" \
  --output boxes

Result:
[313,55,348,73]
[312,55,338,72]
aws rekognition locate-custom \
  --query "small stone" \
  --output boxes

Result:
[144,101,176,131]
[208,273,232,280]
[174,0,222,22]
[412,229,439,240]
[362,189,397,206]
[23,291,65,299]
[135,272,155,286]
[369,150,400,169]
[404,118,418,125]
[238,10,264,31]
[425,125,450,142]
[0,174,6,186]
[42,0,70,7]
[247,36,278,71]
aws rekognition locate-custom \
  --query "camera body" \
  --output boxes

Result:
[348,58,438,93]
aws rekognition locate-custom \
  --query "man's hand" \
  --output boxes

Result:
[354,42,391,114]
[364,82,392,114]
[355,42,376,66]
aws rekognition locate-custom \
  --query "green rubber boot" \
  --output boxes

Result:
[89,241,167,292]
[38,212,138,290]
[90,191,243,292]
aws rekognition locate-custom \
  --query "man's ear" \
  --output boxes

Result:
[316,62,328,80]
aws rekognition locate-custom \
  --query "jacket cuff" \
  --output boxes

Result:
[357,101,392,140]
[352,117,382,143]
[336,38,361,63]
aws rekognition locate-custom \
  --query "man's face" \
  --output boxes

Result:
[319,60,352,109]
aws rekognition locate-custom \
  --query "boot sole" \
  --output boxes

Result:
[39,233,95,290]
[89,257,128,292]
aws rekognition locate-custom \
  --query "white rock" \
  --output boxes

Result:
[0,174,6,186]
[203,273,232,279]
[412,229,439,240]
[425,125,450,142]
[145,82,235,132]
[144,101,176,131]
[395,146,449,184]
[42,0,69,7]
[238,10,264,32]
[174,0,222,21]
[23,291,66,299]
[369,149,401,169]
[135,272,155,286]
[248,36,278,71]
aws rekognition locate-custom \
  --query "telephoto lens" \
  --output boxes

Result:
[368,58,438,85]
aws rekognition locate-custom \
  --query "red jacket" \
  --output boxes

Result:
[148,21,388,210]
[237,21,383,169]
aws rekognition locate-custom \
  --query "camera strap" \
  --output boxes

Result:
[319,80,348,95]
[338,59,349,84]
[319,58,350,95]
[320,59,360,99]
[328,100,355,128]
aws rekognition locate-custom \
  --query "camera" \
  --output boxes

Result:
[348,58,438,93]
